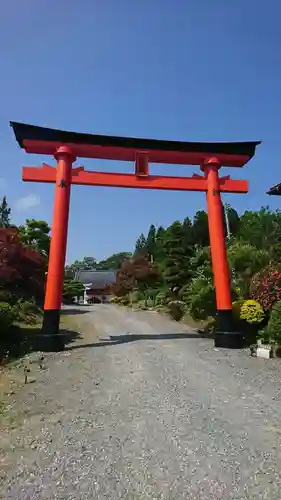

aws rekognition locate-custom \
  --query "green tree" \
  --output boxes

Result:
[189,246,213,280]
[192,205,239,246]
[154,226,166,263]
[270,243,281,263]
[238,207,281,251]
[134,233,147,256]
[184,277,216,320]
[65,256,97,278]
[182,216,194,247]
[65,260,84,278]
[146,224,156,262]
[82,256,97,269]
[192,210,209,247]
[227,241,270,297]
[63,278,84,301]
[18,219,51,257]
[0,196,11,228]
[97,252,132,270]
[162,221,191,289]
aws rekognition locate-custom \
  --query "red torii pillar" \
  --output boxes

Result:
[42,147,75,348]
[10,121,260,351]
[203,157,233,343]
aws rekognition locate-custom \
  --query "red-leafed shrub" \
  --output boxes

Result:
[250,265,281,311]
[111,255,161,297]
[0,228,46,300]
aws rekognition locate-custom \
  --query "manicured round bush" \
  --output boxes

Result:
[240,299,265,324]
[0,302,16,332]
[167,300,185,321]
[250,265,281,311]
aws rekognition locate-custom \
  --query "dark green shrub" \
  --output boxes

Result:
[260,300,281,345]
[227,241,270,297]
[167,300,185,321]
[155,291,167,307]
[0,290,13,303]
[20,299,41,315]
[232,300,245,323]
[13,299,42,325]
[179,285,190,303]
[185,278,216,321]
[0,302,16,332]
[257,327,272,345]
[0,290,19,306]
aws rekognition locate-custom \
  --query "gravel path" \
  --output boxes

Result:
[1,304,281,499]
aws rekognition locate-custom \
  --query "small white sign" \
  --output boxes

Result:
[256,347,272,359]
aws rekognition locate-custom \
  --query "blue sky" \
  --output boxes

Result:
[0,0,280,262]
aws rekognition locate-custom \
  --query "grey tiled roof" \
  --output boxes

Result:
[267,182,281,196]
[75,270,116,288]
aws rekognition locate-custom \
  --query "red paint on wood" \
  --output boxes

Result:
[22,165,248,193]
[44,148,75,311]
[204,158,232,311]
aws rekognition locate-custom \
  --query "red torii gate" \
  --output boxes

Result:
[10,122,260,350]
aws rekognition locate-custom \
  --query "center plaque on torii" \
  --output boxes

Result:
[10,121,260,350]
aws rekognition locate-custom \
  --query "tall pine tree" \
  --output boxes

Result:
[134,233,147,256]
[154,226,166,263]
[146,224,156,263]
[162,221,191,289]
[192,210,210,247]
[182,216,194,248]
[0,196,11,228]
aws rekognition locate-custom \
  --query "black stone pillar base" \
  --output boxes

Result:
[41,309,65,352]
[214,309,244,349]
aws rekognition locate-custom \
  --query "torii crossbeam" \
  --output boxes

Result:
[10,121,260,350]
